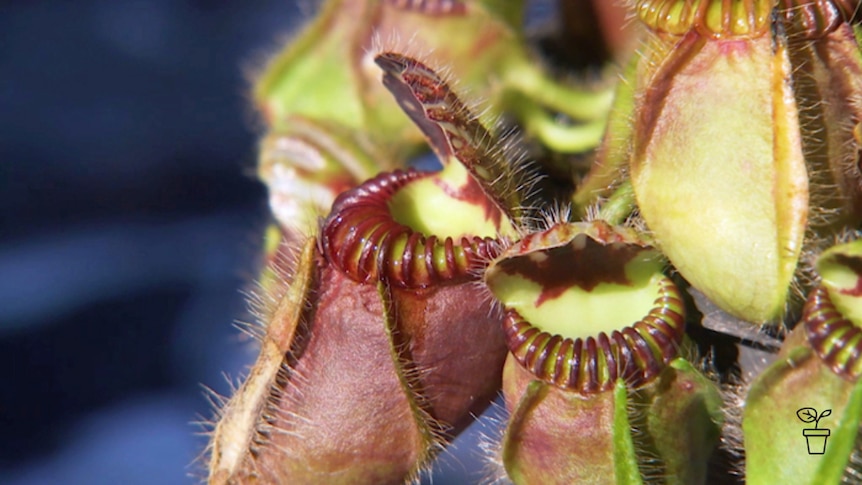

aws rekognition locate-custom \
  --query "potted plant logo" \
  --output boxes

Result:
[797,407,832,455]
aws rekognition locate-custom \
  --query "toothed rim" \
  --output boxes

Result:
[803,285,862,380]
[503,276,686,393]
[383,0,467,15]
[779,0,849,38]
[321,168,499,288]
[635,0,772,38]
[636,0,857,38]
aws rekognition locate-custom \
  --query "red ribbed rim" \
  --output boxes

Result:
[636,0,856,38]
[503,276,686,393]
[635,0,772,38]
[803,285,862,380]
[321,169,499,288]
[383,0,467,16]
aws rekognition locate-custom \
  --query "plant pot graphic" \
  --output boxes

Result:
[802,428,831,454]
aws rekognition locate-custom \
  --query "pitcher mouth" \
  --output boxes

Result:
[321,168,507,288]
[501,276,685,393]
[485,221,687,393]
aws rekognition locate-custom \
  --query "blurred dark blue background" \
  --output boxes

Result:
[0,1,296,483]
[0,1,513,483]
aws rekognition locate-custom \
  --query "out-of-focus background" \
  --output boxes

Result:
[0,1,297,483]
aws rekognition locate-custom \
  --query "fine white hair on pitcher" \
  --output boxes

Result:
[476,397,512,485]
